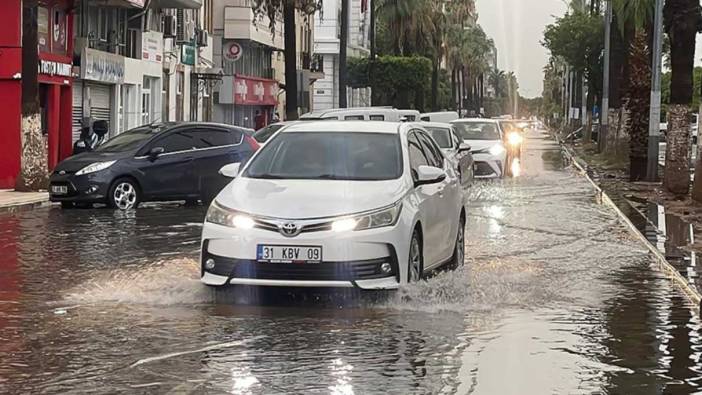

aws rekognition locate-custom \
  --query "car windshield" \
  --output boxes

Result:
[452,122,501,140]
[424,127,452,148]
[95,125,163,152]
[244,132,402,181]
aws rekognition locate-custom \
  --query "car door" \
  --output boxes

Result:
[188,127,245,201]
[407,131,446,269]
[135,130,198,200]
[416,131,461,263]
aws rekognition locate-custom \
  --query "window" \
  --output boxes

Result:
[408,133,430,181]
[369,115,385,121]
[188,129,241,149]
[245,132,402,181]
[424,127,452,149]
[154,131,196,153]
[98,8,109,41]
[453,122,501,140]
[416,132,444,168]
[176,71,184,121]
[344,115,365,120]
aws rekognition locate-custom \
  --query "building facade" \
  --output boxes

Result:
[313,0,371,110]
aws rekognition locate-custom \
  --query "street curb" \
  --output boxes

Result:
[559,140,702,310]
[0,197,52,215]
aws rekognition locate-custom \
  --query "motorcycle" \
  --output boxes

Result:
[504,128,523,177]
[73,120,108,155]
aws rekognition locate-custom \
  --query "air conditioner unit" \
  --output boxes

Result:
[196,29,208,47]
[163,15,177,38]
[175,9,186,43]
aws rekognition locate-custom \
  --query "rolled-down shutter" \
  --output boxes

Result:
[88,83,111,128]
[72,81,83,143]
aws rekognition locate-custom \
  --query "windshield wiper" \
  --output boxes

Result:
[250,173,286,179]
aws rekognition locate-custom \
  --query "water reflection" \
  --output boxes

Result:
[1,132,702,393]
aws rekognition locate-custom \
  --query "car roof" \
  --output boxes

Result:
[416,122,452,129]
[282,121,402,134]
[451,118,499,124]
[301,107,395,118]
[420,111,459,116]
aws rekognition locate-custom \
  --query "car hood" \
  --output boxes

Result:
[53,151,128,173]
[464,139,501,152]
[217,177,409,219]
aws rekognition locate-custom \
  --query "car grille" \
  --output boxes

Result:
[203,253,396,281]
[253,218,333,235]
[474,161,496,176]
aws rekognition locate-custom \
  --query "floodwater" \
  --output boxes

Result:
[1,130,702,394]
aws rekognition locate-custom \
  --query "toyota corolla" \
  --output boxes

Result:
[200,121,466,290]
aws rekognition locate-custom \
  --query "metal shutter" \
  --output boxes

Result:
[87,83,111,130]
[72,81,83,143]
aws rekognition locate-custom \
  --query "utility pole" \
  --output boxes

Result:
[339,0,349,108]
[646,0,664,181]
[599,0,612,153]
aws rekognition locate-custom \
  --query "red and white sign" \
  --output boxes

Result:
[224,42,243,61]
[234,75,278,106]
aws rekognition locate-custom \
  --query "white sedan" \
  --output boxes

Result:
[200,121,466,290]
[451,119,507,178]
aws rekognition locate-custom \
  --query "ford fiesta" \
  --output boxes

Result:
[200,121,466,290]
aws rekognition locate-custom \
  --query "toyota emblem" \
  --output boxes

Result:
[279,223,301,237]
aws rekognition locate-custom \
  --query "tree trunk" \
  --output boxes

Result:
[283,0,298,120]
[626,31,652,181]
[665,0,700,196]
[339,0,349,108]
[431,60,439,111]
[16,1,47,192]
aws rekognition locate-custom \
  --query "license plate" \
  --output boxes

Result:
[51,185,68,195]
[256,245,322,263]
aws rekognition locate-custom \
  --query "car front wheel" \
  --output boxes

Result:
[108,178,141,210]
[407,230,423,283]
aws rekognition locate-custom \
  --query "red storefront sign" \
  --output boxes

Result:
[234,75,278,106]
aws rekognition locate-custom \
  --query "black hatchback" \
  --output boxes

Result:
[50,122,259,209]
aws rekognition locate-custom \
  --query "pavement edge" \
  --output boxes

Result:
[558,139,702,310]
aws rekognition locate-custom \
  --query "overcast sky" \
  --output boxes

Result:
[477,0,567,98]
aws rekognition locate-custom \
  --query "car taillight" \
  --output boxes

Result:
[245,135,260,151]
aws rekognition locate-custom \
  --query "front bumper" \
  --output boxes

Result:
[200,221,407,290]
[49,173,112,203]
[472,153,505,178]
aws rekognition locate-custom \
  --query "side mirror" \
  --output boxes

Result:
[458,142,471,153]
[148,147,165,160]
[219,162,241,178]
[415,165,446,187]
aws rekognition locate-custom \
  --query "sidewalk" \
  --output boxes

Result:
[0,189,50,213]
[556,136,702,308]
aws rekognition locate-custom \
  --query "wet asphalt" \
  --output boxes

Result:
[1,129,701,394]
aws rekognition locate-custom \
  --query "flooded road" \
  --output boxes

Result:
[2,130,702,394]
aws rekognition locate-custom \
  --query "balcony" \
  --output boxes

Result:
[224,6,283,50]
[303,53,324,81]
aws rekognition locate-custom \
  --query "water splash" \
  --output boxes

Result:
[63,258,214,306]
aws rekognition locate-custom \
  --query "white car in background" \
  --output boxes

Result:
[200,121,466,289]
[420,122,474,189]
[419,111,460,123]
[451,119,507,178]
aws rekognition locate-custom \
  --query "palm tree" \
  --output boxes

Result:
[664,0,702,196]
[613,0,653,181]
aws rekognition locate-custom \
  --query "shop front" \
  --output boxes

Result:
[38,0,74,170]
[74,47,124,140]
[215,74,278,129]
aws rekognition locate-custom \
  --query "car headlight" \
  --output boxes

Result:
[489,145,506,156]
[507,132,523,146]
[331,202,403,232]
[75,160,117,176]
[206,201,255,229]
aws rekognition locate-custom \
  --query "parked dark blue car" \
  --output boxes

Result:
[49,122,259,209]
